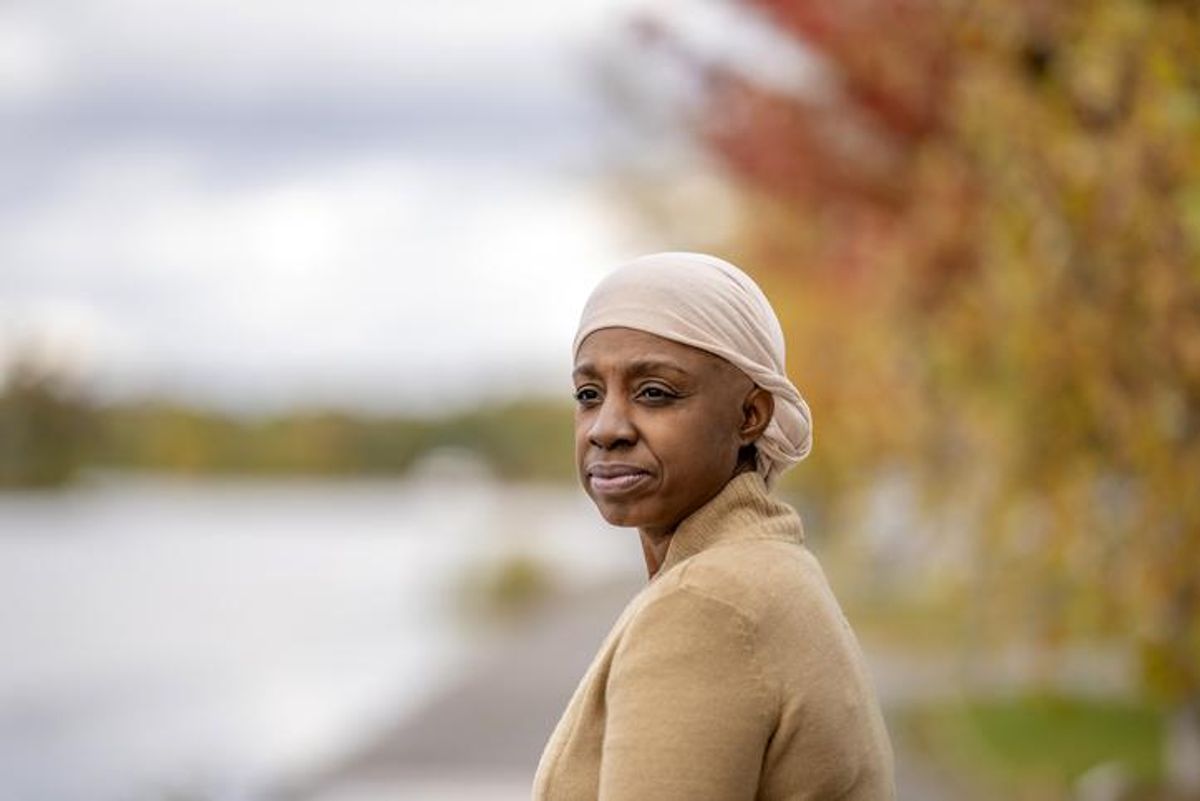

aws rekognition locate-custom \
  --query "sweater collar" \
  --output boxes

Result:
[653,470,805,581]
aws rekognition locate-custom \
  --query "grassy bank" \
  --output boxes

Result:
[897,693,1164,799]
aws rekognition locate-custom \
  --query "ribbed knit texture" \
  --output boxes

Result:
[532,471,896,800]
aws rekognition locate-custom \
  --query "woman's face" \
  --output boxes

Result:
[572,327,768,536]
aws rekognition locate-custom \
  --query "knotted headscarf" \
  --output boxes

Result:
[572,251,812,488]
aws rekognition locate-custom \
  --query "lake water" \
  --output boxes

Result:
[0,473,640,801]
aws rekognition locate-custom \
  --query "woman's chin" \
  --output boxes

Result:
[592,497,651,529]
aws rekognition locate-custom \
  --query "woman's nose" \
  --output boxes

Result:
[588,395,637,449]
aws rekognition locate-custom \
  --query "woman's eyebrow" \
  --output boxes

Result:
[573,359,692,381]
[626,359,691,379]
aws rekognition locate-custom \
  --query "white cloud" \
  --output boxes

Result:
[0,7,65,103]
[0,0,673,411]
[1,143,623,410]
[4,0,645,105]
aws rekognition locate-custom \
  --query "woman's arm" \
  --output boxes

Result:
[599,586,777,801]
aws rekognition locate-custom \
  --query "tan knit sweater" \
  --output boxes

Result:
[532,471,895,800]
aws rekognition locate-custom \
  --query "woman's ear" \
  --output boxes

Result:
[739,386,774,444]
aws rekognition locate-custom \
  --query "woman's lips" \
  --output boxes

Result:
[588,469,652,496]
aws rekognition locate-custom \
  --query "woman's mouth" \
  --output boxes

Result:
[587,466,652,496]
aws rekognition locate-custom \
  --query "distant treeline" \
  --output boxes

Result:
[0,361,575,488]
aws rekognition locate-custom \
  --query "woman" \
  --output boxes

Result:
[532,252,896,801]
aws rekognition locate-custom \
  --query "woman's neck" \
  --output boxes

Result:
[637,526,674,579]
[637,462,757,579]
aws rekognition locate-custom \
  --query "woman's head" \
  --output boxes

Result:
[574,326,774,535]
[571,252,812,533]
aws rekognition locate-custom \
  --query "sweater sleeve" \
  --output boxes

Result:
[598,585,776,801]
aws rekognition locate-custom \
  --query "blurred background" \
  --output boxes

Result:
[1,1,1197,800]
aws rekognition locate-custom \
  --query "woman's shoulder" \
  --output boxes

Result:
[646,537,842,628]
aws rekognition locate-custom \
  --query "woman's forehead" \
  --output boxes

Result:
[573,328,733,378]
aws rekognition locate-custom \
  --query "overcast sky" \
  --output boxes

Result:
[0,0,808,413]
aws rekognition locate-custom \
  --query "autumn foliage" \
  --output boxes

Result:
[634,0,1200,709]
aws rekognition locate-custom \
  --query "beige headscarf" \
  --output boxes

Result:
[572,251,813,488]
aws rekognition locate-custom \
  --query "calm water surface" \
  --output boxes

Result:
[0,474,637,801]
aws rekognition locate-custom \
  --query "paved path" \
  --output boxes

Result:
[274,578,638,801]
[273,577,963,801]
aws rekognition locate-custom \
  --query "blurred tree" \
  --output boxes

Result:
[0,356,92,488]
[623,0,1199,791]
[89,399,575,482]
[451,398,577,482]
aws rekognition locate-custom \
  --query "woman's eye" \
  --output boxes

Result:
[638,386,674,401]
[574,387,599,404]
